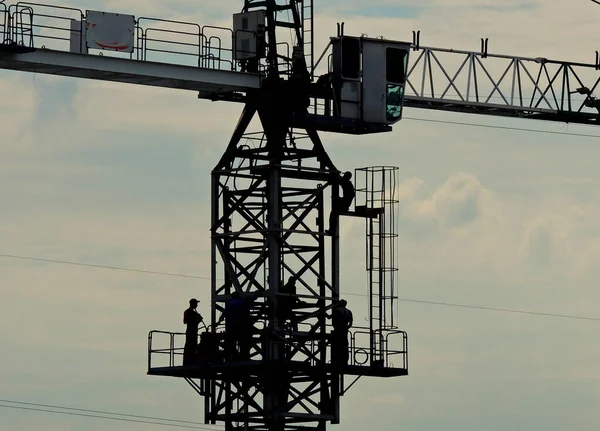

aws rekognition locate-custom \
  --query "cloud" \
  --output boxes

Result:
[389,173,510,271]
[520,213,572,266]
[399,173,493,228]
[336,170,600,307]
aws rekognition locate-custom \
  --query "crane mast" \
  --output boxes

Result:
[1,2,600,431]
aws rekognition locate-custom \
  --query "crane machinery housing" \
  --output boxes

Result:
[1,1,600,431]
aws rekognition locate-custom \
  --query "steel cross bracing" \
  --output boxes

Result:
[208,99,341,431]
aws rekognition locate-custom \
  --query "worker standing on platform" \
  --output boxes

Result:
[328,171,355,235]
[278,276,302,332]
[183,298,203,366]
[329,299,353,368]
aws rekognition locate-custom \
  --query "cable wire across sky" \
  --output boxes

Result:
[0,402,220,430]
[0,399,219,428]
[2,253,598,322]
[404,116,600,139]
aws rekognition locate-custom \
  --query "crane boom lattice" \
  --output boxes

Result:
[403,39,600,125]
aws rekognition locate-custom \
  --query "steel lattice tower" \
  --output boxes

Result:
[209,103,342,431]
[207,3,345,429]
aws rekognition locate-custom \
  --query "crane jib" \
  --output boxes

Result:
[1,2,599,129]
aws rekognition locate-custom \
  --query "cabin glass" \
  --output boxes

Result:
[385,47,408,121]
[386,84,404,121]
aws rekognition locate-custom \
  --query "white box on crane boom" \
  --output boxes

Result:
[85,10,135,53]
[233,10,266,60]
[69,10,135,55]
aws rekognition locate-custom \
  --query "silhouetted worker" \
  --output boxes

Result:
[315,73,333,115]
[328,299,353,368]
[183,298,204,366]
[278,277,302,331]
[291,45,310,84]
[223,291,258,361]
[328,171,356,235]
[290,46,311,113]
[315,72,332,91]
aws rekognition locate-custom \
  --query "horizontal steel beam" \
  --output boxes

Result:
[0,45,261,93]
[403,96,600,125]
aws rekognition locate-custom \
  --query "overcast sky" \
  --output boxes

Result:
[1,1,599,430]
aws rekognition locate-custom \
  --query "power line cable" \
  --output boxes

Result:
[384,297,600,322]
[403,116,600,139]
[0,403,219,430]
[0,399,220,428]
[1,253,598,322]
[0,253,210,280]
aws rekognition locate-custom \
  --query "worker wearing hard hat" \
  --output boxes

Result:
[183,298,204,366]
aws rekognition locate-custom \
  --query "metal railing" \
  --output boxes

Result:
[148,325,408,372]
[0,2,264,75]
[7,3,83,48]
[349,327,407,369]
[148,330,186,369]
[0,1,8,44]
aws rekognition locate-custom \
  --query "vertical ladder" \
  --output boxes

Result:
[367,197,384,363]
[356,166,400,367]
[301,0,314,79]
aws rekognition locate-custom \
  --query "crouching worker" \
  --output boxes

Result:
[327,171,355,235]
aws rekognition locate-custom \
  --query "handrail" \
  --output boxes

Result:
[0,2,264,78]
[349,327,407,368]
[148,330,187,369]
[0,2,7,44]
[148,326,408,371]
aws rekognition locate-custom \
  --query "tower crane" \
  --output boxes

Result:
[1,2,599,431]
